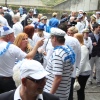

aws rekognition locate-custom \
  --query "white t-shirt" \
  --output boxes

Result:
[0,41,26,77]
[0,15,9,26]
[44,45,73,100]
[65,35,81,78]
[32,31,50,48]
[13,22,23,37]
[28,38,34,47]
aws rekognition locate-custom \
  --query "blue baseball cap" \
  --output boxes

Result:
[37,22,45,30]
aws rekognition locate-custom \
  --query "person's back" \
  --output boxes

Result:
[18,6,23,16]
[4,12,13,27]
[13,22,23,37]
[0,12,9,26]
[44,45,74,100]
[44,28,75,100]
[49,12,59,28]
[49,17,59,27]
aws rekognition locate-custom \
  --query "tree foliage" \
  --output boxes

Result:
[41,0,66,6]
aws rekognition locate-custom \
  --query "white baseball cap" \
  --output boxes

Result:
[0,26,14,37]
[96,11,100,14]
[3,7,8,10]
[40,16,47,20]
[20,59,50,79]
[78,9,84,13]
[50,28,66,36]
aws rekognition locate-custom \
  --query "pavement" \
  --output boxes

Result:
[73,79,100,100]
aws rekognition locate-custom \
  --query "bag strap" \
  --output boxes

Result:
[44,38,49,51]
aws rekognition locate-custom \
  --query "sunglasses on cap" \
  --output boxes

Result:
[26,76,47,84]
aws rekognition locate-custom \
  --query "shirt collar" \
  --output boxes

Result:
[14,85,43,100]
[14,85,21,100]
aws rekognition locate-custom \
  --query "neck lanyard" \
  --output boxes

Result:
[0,42,11,56]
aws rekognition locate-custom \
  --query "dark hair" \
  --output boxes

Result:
[61,13,68,19]
[51,35,65,44]
[0,11,4,15]
[92,23,99,31]
[58,23,68,32]
[56,36,65,44]
[24,25,34,39]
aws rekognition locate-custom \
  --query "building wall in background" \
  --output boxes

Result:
[53,0,99,11]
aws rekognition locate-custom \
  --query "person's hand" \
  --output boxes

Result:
[93,42,97,46]
[36,38,44,47]
[42,51,47,56]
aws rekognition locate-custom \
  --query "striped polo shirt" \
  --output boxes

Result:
[44,45,74,100]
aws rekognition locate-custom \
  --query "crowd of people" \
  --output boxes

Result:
[0,5,100,100]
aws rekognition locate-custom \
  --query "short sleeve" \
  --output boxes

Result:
[52,54,63,75]
[11,44,27,60]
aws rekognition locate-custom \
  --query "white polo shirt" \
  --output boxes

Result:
[14,85,43,100]
[0,41,27,77]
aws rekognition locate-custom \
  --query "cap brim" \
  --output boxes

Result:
[37,26,44,30]
[29,70,50,80]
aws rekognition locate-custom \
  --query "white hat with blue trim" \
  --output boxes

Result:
[0,26,14,37]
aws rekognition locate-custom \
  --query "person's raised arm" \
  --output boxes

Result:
[25,38,44,59]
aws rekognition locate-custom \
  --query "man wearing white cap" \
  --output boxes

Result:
[0,59,59,100]
[58,23,81,100]
[44,28,75,100]
[0,26,44,93]
[75,13,88,33]
[40,16,50,33]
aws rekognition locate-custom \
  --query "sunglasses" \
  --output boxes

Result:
[26,77,47,84]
